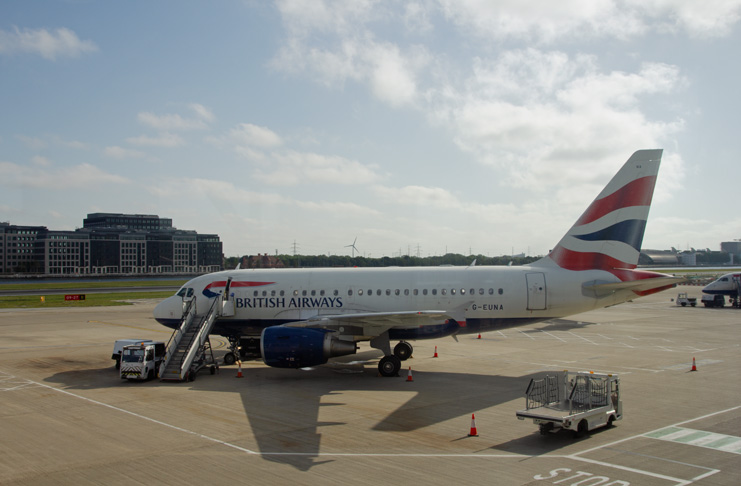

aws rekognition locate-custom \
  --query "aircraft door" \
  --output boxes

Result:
[526,273,547,310]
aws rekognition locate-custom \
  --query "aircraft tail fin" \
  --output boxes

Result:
[537,149,663,271]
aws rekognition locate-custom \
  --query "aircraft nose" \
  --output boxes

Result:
[153,297,181,327]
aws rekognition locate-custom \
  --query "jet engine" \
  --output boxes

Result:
[260,327,357,369]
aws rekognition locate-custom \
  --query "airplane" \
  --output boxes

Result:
[154,149,681,377]
[702,272,741,306]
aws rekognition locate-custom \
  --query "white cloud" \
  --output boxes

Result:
[31,156,51,167]
[430,53,686,191]
[230,123,283,149]
[103,146,147,159]
[189,103,215,123]
[253,150,382,186]
[0,26,98,60]
[126,132,184,147]
[14,134,47,150]
[0,161,128,189]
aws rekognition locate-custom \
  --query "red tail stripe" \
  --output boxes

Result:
[549,246,635,271]
[575,176,656,226]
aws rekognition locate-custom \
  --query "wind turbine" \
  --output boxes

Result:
[345,237,359,257]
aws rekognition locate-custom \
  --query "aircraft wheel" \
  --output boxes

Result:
[394,341,413,361]
[223,352,236,366]
[379,355,401,377]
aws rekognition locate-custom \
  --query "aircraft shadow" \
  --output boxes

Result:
[533,318,598,332]
[43,357,566,472]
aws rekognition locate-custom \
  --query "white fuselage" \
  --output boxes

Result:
[154,264,632,339]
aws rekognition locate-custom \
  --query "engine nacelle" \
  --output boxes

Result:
[260,327,357,369]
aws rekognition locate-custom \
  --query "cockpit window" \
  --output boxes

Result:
[176,288,194,297]
[720,277,728,282]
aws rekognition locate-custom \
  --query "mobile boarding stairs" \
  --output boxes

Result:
[159,296,221,382]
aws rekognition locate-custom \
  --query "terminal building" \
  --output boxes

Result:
[0,213,222,275]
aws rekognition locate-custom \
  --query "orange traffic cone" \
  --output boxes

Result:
[477,333,482,339]
[691,357,697,372]
[406,366,414,382]
[468,413,479,437]
[236,361,243,378]
[433,346,439,358]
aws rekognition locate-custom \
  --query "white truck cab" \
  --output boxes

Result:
[119,341,166,381]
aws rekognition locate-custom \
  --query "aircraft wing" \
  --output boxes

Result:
[283,310,455,338]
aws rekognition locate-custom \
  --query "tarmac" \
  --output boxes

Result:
[0,286,739,485]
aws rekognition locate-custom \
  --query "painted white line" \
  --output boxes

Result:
[539,330,567,342]
[567,332,597,345]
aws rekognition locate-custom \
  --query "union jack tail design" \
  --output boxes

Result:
[543,149,663,272]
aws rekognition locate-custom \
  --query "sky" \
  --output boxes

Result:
[1,1,740,259]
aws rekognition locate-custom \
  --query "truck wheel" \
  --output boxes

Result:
[223,352,236,366]
[210,365,216,375]
[607,416,615,428]
[147,369,154,381]
[574,420,588,438]
[681,302,686,307]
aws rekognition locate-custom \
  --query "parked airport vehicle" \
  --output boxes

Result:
[154,149,680,379]
[111,339,153,369]
[703,272,741,308]
[119,341,165,381]
[676,292,697,307]
[516,371,622,437]
[701,294,725,308]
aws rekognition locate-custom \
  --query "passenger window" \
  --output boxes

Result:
[262,291,267,297]
[311,290,316,296]
[479,289,484,295]
[423,289,428,296]
[432,289,437,296]
[280,290,285,296]
[334,289,339,296]
[395,289,400,296]
[293,290,298,296]
[489,288,494,295]
[404,289,409,296]
[253,290,259,297]
[386,289,391,296]
[451,289,456,295]
[271,290,276,297]
[377,289,382,296]
[320,290,325,296]
[358,289,364,296]
[302,290,307,296]
[413,289,418,296]
[499,288,504,295]
[348,289,353,296]
[368,289,372,296]
[442,289,447,295]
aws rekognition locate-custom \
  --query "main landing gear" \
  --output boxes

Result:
[372,334,414,377]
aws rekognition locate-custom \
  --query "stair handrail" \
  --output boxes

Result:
[176,297,221,380]
[159,298,197,378]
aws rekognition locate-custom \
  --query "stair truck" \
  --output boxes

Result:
[516,371,622,437]
[119,341,166,381]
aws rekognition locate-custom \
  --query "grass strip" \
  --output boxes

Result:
[0,279,187,291]
[0,291,173,309]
